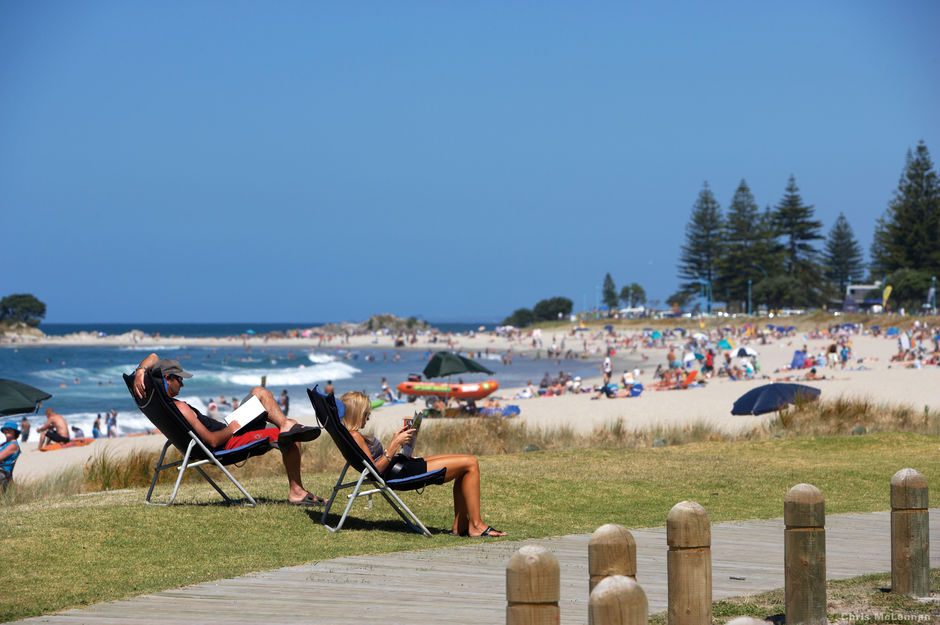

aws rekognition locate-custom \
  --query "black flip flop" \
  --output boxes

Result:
[472,526,506,537]
[288,493,326,507]
[277,424,321,448]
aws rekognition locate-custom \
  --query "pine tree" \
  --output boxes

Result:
[714,180,779,312]
[870,141,940,276]
[823,213,865,298]
[772,175,824,304]
[677,182,724,311]
[601,273,618,311]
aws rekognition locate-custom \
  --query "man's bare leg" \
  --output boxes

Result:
[250,386,297,433]
[281,440,309,502]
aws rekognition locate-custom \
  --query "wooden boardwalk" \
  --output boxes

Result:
[17,510,940,624]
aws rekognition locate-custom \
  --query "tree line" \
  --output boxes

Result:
[672,141,939,313]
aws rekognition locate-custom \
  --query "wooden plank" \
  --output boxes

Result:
[15,510,940,625]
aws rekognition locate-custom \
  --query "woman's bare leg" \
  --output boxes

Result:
[426,454,505,536]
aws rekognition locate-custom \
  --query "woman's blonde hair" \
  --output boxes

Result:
[339,391,370,432]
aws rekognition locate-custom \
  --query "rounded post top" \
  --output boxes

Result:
[891,468,927,489]
[725,618,772,625]
[666,500,710,547]
[590,523,636,548]
[891,468,929,510]
[508,544,559,571]
[507,545,560,604]
[590,574,647,603]
[589,524,637,581]
[784,483,825,527]
[784,483,823,504]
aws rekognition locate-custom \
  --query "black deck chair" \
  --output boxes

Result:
[123,368,281,507]
[307,387,446,536]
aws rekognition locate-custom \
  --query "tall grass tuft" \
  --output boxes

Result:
[771,396,940,437]
[84,449,163,491]
[0,465,84,506]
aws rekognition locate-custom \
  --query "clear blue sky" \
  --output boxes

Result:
[2,2,938,324]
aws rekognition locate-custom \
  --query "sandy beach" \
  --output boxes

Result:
[9,323,939,483]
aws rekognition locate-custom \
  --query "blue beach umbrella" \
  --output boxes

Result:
[717,339,733,350]
[651,330,662,339]
[731,383,820,416]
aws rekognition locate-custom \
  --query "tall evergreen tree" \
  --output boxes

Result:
[714,180,779,312]
[601,273,618,311]
[823,213,865,298]
[677,182,724,311]
[772,175,824,304]
[870,141,940,276]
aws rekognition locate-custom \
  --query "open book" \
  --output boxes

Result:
[224,394,268,434]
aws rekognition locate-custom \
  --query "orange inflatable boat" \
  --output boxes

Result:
[396,380,499,400]
[39,437,94,452]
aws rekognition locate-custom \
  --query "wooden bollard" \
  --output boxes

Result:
[590,524,637,592]
[667,501,712,625]
[784,484,826,625]
[589,575,648,625]
[891,468,930,597]
[507,545,560,625]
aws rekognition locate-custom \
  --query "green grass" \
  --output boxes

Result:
[647,569,940,624]
[1,432,938,621]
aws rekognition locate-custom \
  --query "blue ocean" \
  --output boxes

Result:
[1,322,604,439]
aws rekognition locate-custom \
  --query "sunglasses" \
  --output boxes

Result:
[169,375,183,385]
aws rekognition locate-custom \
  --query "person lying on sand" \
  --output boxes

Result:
[775,367,827,382]
[132,353,325,506]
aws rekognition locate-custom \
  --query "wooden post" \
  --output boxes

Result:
[589,575,648,625]
[784,483,826,625]
[666,501,711,625]
[891,468,930,597]
[506,545,560,625]
[590,523,637,592]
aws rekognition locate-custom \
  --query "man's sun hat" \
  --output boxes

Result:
[155,358,193,378]
[2,420,21,435]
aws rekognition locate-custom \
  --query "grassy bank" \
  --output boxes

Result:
[1,432,937,621]
[5,394,937,507]
[647,569,940,624]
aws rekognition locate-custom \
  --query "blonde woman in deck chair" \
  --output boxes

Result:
[133,353,325,506]
[340,391,506,537]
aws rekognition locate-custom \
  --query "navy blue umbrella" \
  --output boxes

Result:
[731,383,820,416]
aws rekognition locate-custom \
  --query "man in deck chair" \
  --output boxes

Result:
[133,353,326,506]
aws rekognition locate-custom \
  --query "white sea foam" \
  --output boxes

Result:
[190,362,360,388]
[307,353,334,364]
